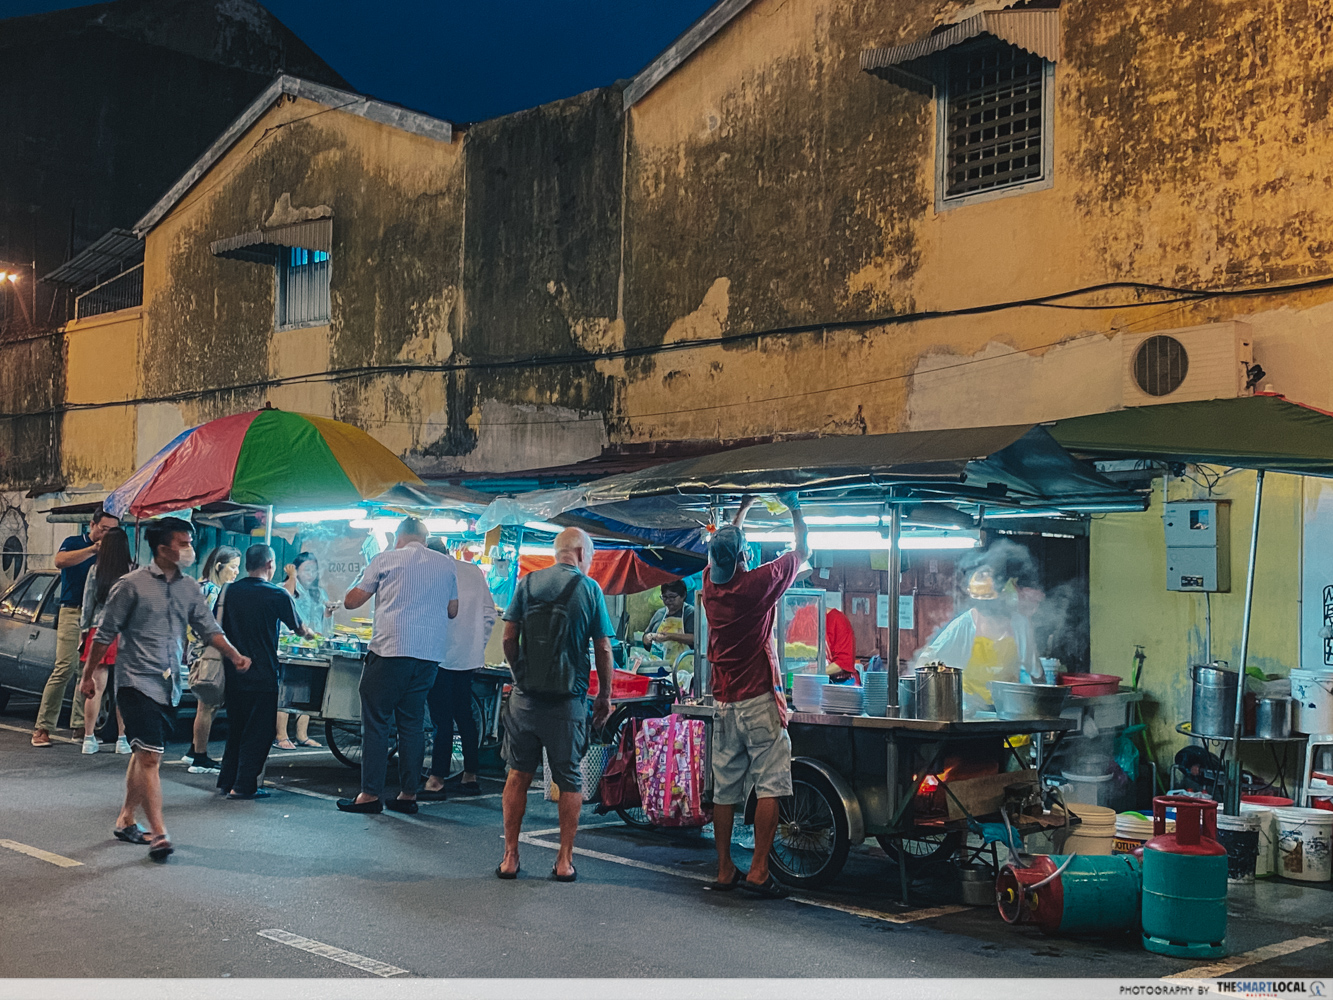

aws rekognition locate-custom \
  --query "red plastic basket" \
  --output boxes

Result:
[588,669,652,699]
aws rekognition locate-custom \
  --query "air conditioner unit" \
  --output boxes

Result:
[1120,322,1254,407]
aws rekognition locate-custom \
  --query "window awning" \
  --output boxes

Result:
[210,217,332,265]
[861,7,1060,94]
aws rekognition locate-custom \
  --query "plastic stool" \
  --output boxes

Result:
[1301,734,1333,806]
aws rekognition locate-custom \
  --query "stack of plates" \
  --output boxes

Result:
[792,673,829,714]
[821,684,865,716]
[863,672,890,716]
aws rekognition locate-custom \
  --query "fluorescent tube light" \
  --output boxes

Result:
[273,508,366,524]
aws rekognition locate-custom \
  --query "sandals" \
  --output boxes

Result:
[495,863,520,880]
[549,865,577,883]
[113,824,150,845]
[702,867,748,892]
[297,738,323,748]
[272,739,298,750]
[148,833,174,862]
[738,875,790,899]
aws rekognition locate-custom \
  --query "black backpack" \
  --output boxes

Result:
[514,572,586,697]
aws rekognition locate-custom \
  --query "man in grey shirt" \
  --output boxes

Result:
[80,517,250,861]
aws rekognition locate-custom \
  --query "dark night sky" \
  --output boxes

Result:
[0,0,718,122]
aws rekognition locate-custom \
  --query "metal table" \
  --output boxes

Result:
[1175,721,1307,799]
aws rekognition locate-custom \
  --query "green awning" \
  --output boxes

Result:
[1049,394,1333,477]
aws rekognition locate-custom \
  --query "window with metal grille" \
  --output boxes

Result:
[276,247,330,329]
[942,41,1049,199]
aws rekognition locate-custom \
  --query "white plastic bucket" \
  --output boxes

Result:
[1217,811,1263,884]
[1113,812,1175,854]
[1063,803,1117,856]
[1274,806,1333,882]
[1063,770,1114,808]
[1240,803,1278,878]
[1289,669,1333,734]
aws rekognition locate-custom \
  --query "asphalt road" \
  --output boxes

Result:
[2,695,1331,980]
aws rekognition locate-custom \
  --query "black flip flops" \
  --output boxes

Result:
[702,867,748,892]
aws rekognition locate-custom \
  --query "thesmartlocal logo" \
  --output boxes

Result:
[1215,983,1326,998]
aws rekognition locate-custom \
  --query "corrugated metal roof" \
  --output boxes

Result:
[210,217,332,264]
[861,9,1060,89]
[42,228,143,288]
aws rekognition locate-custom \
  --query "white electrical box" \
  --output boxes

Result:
[1163,500,1231,592]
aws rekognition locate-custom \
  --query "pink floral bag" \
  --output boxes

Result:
[634,714,712,828]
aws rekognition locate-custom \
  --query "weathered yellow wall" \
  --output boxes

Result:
[62,308,142,488]
[131,94,462,480]
[616,0,1333,445]
[1090,470,1302,768]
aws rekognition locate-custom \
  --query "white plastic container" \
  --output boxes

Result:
[1062,769,1114,808]
[1274,806,1333,882]
[1240,802,1278,878]
[1063,803,1117,856]
[1113,812,1174,854]
[1289,669,1333,734]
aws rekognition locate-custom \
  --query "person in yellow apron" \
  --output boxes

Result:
[913,567,1037,717]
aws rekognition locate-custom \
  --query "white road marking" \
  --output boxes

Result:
[0,723,80,745]
[1161,935,1327,979]
[256,928,409,977]
[517,833,964,924]
[0,839,83,868]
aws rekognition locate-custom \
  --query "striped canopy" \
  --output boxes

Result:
[105,408,420,518]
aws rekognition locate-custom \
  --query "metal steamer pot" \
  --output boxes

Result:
[1255,697,1293,740]
[915,661,963,722]
[1190,662,1239,738]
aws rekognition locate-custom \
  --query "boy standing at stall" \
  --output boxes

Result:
[701,493,808,899]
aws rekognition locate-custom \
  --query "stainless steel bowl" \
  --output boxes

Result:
[990,681,1071,720]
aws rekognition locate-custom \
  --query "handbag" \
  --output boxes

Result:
[634,714,711,828]
[187,583,228,707]
[595,717,645,814]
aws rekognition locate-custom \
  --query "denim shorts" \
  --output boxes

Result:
[711,693,792,806]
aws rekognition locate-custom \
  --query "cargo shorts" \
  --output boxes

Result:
[711,692,792,806]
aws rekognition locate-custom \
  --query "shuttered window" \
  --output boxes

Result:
[276,247,330,329]
[942,41,1050,200]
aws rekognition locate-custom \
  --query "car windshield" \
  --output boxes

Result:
[0,576,35,616]
[12,576,54,620]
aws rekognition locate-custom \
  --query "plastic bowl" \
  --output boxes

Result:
[1057,672,1121,697]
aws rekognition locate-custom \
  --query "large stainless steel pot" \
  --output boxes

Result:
[1255,696,1293,740]
[915,661,962,722]
[990,681,1071,720]
[1191,661,1239,738]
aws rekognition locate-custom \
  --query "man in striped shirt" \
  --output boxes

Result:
[79,517,251,861]
[337,517,459,815]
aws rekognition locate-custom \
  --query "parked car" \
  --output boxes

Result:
[0,571,198,741]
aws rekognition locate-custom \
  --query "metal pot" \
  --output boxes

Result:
[898,677,916,718]
[1191,661,1238,738]
[990,681,1071,720]
[1255,697,1293,740]
[915,661,962,722]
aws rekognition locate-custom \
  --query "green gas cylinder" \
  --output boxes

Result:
[1141,795,1228,959]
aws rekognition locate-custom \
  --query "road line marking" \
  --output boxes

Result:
[1162,936,1327,979]
[518,833,963,924]
[0,839,83,868]
[521,821,625,838]
[0,723,80,745]
[256,929,408,978]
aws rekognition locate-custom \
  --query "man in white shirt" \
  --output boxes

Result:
[419,538,498,799]
[336,518,458,816]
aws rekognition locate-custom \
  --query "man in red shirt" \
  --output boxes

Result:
[785,601,858,682]
[701,493,808,899]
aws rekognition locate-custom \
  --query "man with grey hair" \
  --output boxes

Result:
[701,493,808,899]
[338,517,459,815]
[498,527,614,881]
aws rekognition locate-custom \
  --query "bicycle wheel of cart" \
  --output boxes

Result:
[769,761,850,889]
[325,720,399,770]
[875,831,962,864]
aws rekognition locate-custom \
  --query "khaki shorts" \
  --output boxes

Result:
[711,693,792,806]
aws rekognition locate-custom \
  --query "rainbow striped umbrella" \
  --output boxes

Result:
[105,407,421,518]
